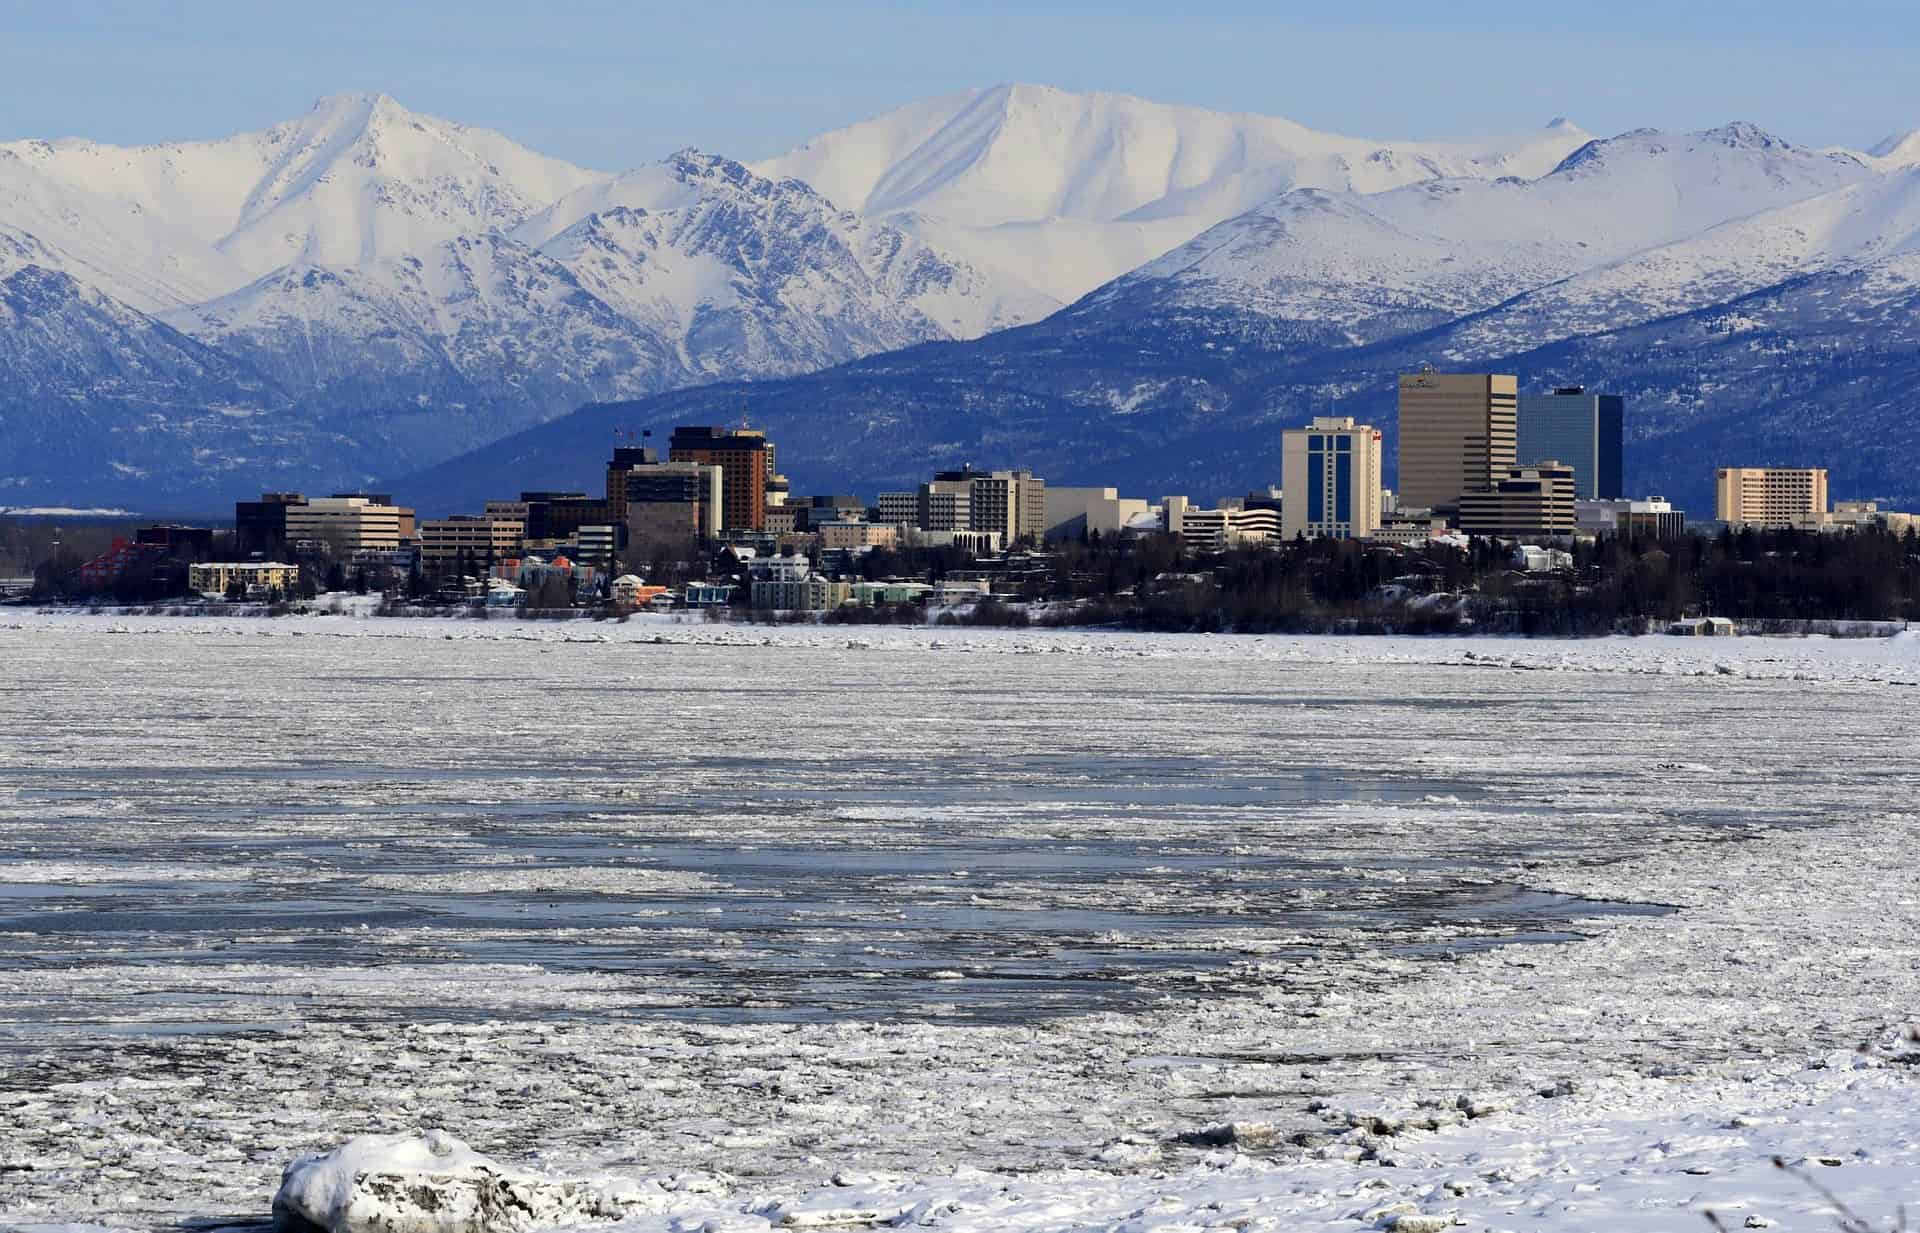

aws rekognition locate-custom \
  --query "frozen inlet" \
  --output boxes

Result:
[273,1131,641,1233]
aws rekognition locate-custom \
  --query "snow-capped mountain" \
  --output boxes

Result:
[1082,123,1876,345]
[0,99,1051,505]
[0,93,605,312]
[161,150,1044,437]
[8,85,1920,512]
[411,122,1920,519]
[755,83,1595,303]
[522,150,1052,356]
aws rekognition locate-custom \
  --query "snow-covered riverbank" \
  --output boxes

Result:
[0,620,1914,1231]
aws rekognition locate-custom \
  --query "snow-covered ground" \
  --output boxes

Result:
[0,615,1915,1231]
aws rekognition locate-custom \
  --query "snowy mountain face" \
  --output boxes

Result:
[159,150,1037,433]
[0,100,1047,505]
[7,86,1920,512]
[419,120,1920,520]
[1083,123,1878,345]
[754,83,1595,303]
[0,93,606,313]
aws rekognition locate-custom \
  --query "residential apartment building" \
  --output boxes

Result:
[284,495,414,556]
[1396,370,1518,513]
[1516,386,1624,499]
[420,516,525,578]
[624,461,724,551]
[189,561,299,597]
[1280,416,1384,540]
[669,426,773,531]
[1715,467,1829,528]
[1456,462,1577,539]
[749,555,850,611]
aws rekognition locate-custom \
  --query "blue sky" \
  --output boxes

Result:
[3,0,1919,168]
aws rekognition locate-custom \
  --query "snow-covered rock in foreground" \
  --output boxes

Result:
[274,1131,635,1233]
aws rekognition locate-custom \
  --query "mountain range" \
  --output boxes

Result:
[4,86,1919,515]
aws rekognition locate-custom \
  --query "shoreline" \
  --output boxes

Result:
[0,624,1914,1230]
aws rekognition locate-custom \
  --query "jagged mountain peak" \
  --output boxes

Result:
[1700,120,1792,149]
[1549,121,1839,178]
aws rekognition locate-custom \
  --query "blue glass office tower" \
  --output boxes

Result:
[1515,387,1624,500]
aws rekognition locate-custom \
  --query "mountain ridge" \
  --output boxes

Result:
[4,87,1920,511]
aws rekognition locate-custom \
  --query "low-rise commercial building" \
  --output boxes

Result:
[420,516,525,578]
[285,495,414,557]
[1370,509,1446,546]
[1042,486,1151,543]
[1162,496,1278,551]
[1457,462,1576,539]
[817,520,898,552]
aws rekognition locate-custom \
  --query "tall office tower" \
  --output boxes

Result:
[1280,416,1384,540]
[1715,467,1829,527]
[235,492,306,556]
[605,446,659,527]
[1516,386,1624,499]
[624,460,724,551]
[668,427,772,531]
[1395,370,1518,513]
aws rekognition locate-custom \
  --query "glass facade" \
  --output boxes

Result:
[1516,391,1624,499]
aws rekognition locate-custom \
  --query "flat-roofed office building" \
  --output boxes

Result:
[1396,370,1518,514]
[669,427,772,531]
[420,516,525,577]
[1517,386,1624,499]
[1716,467,1828,528]
[284,495,413,556]
[1280,416,1384,540]
[625,461,724,552]
[1458,462,1576,539]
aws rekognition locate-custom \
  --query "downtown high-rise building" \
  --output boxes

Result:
[1516,386,1624,499]
[668,426,774,531]
[1395,370,1517,513]
[1279,416,1383,540]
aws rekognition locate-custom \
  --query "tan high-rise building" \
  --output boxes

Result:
[1715,467,1828,527]
[669,426,771,531]
[1396,371,1518,513]
[1280,416,1384,540]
